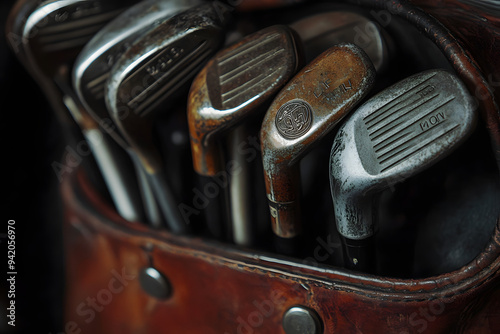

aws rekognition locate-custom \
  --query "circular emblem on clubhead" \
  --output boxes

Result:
[275,100,313,139]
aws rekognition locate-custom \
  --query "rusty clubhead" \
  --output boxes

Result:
[260,43,376,239]
[106,2,230,234]
[188,25,303,176]
[187,25,303,245]
[329,70,477,271]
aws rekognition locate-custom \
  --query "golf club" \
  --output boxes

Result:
[260,43,376,242]
[63,88,145,222]
[188,25,303,244]
[7,0,144,222]
[106,1,231,234]
[329,69,477,272]
[73,0,204,227]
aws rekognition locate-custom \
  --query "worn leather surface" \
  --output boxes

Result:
[62,169,500,333]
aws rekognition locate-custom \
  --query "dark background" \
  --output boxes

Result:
[2,1,65,333]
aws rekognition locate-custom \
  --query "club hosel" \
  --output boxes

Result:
[190,137,224,176]
[188,65,225,176]
[333,186,376,241]
[265,165,301,238]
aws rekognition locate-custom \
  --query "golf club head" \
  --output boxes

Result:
[106,2,230,174]
[22,0,136,78]
[261,43,376,238]
[329,69,477,268]
[7,0,137,144]
[6,0,39,65]
[105,2,230,234]
[290,10,393,72]
[188,25,303,176]
[73,0,202,149]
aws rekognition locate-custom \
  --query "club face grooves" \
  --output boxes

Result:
[206,26,300,111]
[74,0,201,123]
[354,70,477,177]
[24,0,132,68]
[117,34,217,118]
[188,25,301,176]
[106,3,227,173]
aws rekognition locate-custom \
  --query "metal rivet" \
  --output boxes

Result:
[139,267,171,300]
[283,306,323,334]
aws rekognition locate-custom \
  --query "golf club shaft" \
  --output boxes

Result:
[62,91,145,222]
[228,125,253,246]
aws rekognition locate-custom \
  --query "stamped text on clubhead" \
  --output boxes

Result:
[106,2,229,233]
[260,43,375,239]
[330,69,477,269]
[73,0,202,227]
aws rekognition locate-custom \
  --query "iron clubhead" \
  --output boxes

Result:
[73,0,202,148]
[105,2,230,234]
[22,0,136,77]
[106,2,230,173]
[330,69,477,269]
[261,43,376,238]
[188,24,303,176]
[187,24,303,245]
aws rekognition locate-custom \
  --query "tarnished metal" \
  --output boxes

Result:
[188,25,303,176]
[7,0,135,131]
[330,69,477,269]
[73,0,201,149]
[7,0,143,222]
[107,2,229,174]
[105,2,229,233]
[188,25,303,245]
[73,0,202,227]
[23,0,132,76]
[282,306,323,334]
[261,44,376,238]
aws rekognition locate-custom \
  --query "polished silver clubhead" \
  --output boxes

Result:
[260,43,375,239]
[73,0,201,148]
[290,10,392,71]
[330,69,477,270]
[106,2,230,233]
[188,25,303,245]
